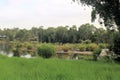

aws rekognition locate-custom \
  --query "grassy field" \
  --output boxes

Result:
[0,55,120,80]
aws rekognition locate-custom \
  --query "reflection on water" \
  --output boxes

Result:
[21,54,32,58]
[0,42,14,57]
[0,42,32,58]
[7,53,14,57]
[0,42,12,55]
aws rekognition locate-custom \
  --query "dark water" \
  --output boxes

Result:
[0,42,32,58]
[0,42,13,57]
[0,42,10,53]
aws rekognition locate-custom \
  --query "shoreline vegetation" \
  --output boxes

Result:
[0,41,109,59]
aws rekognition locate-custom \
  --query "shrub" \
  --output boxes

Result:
[12,48,20,57]
[113,32,120,55]
[77,44,86,51]
[98,43,108,49]
[110,32,120,62]
[56,45,62,51]
[86,43,98,51]
[79,40,91,44]
[12,42,24,57]
[37,44,55,58]
[61,44,72,52]
[24,42,33,50]
[93,48,102,61]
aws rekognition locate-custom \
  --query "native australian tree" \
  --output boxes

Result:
[73,0,120,57]
[73,0,120,29]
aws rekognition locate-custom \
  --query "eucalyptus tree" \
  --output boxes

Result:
[44,27,56,43]
[68,25,78,43]
[3,28,15,41]
[73,0,120,29]
[93,28,108,43]
[73,0,120,57]
[38,26,44,42]
[78,23,97,41]
[56,26,69,43]
[15,29,30,41]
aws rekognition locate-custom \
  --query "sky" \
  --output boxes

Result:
[0,0,101,29]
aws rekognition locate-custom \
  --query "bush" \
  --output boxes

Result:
[61,44,72,52]
[77,44,86,51]
[24,42,33,50]
[93,48,102,61]
[79,40,91,44]
[113,32,120,55]
[86,43,99,51]
[12,48,20,57]
[56,45,62,51]
[37,44,55,58]
[12,42,24,57]
[98,43,108,49]
[75,43,99,51]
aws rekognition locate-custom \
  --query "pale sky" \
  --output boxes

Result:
[0,0,100,29]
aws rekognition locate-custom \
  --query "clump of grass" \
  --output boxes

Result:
[37,43,55,58]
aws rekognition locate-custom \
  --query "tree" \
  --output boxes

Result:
[38,26,44,42]
[44,27,56,43]
[68,25,78,43]
[73,0,120,59]
[56,26,69,43]
[93,28,110,43]
[73,0,120,29]
[78,23,96,42]
[3,28,14,41]
[30,27,39,41]
[113,32,120,56]
[31,27,38,37]
[15,29,30,41]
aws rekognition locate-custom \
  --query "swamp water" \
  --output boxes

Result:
[0,42,32,58]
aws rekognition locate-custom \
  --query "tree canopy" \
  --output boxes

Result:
[73,0,120,29]
[0,23,112,44]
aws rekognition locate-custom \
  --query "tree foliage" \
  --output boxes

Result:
[113,32,120,55]
[0,23,112,44]
[78,23,96,41]
[73,0,120,29]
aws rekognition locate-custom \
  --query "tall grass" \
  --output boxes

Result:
[0,55,120,80]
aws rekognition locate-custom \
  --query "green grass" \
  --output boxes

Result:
[0,55,120,80]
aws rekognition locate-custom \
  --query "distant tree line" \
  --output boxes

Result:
[0,23,114,43]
